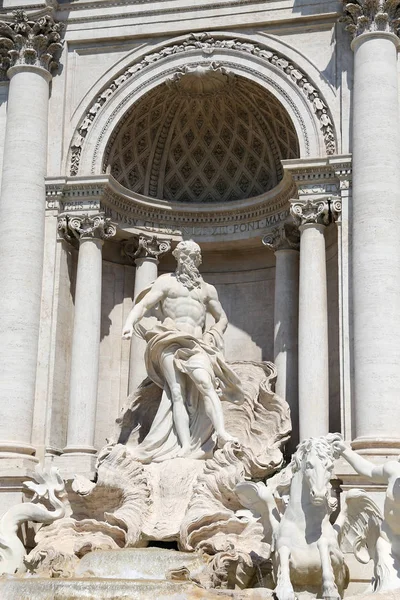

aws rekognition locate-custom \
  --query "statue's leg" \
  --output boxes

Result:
[160,352,191,455]
[189,368,238,447]
[274,545,296,600]
[317,539,340,600]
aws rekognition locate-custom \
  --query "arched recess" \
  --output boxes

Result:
[67,32,337,178]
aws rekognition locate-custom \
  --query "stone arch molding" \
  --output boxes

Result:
[70,32,337,178]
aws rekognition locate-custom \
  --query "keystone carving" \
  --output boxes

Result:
[0,11,64,75]
[262,222,300,251]
[58,214,117,243]
[340,0,400,37]
[122,235,171,262]
[290,198,330,227]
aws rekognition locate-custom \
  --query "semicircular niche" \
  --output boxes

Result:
[103,68,300,203]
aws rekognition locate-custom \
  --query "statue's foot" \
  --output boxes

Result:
[322,583,340,600]
[274,582,297,600]
[217,431,240,448]
[176,445,191,458]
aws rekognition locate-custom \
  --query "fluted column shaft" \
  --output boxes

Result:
[123,236,171,395]
[292,200,330,441]
[352,35,400,450]
[58,215,116,475]
[340,2,400,451]
[0,13,63,458]
[263,225,300,451]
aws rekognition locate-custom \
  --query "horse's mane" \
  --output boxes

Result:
[266,433,341,500]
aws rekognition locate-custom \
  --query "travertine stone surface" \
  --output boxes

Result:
[291,199,330,440]
[58,215,116,474]
[122,236,171,395]
[263,224,299,450]
[349,30,400,453]
[0,65,51,459]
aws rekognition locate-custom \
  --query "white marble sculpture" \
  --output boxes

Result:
[122,239,244,461]
[333,437,400,593]
[0,465,66,575]
[236,434,349,600]
[21,241,292,588]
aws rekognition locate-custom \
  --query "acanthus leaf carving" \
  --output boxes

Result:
[340,0,400,36]
[0,11,64,76]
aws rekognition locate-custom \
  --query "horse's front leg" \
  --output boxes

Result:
[274,545,296,600]
[317,538,341,600]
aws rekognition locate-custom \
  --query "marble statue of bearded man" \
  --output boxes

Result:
[122,240,244,462]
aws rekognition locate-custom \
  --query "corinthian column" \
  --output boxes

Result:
[291,199,330,441]
[123,236,171,395]
[0,12,63,462]
[263,223,300,451]
[340,2,400,453]
[58,215,116,476]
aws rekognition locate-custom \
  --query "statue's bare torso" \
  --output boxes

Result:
[155,274,210,338]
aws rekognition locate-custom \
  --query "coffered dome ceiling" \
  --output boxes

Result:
[104,68,299,203]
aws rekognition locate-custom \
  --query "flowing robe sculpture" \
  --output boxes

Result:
[122,240,244,463]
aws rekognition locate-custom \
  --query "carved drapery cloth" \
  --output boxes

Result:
[120,297,244,463]
[0,11,64,75]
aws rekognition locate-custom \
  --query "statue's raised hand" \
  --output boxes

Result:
[328,432,346,457]
[122,324,134,340]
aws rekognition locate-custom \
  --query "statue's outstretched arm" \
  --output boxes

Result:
[122,283,165,339]
[341,446,386,483]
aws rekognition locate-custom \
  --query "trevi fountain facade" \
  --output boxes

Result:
[0,0,399,597]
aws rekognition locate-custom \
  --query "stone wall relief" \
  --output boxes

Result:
[68,32,336,178]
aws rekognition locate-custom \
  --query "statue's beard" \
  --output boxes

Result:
[175,260,202,290]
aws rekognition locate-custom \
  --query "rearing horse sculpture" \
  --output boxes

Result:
[237,434,349,600]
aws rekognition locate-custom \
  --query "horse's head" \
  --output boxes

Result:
[292,434,341,508]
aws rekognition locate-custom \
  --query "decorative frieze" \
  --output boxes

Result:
[340,0,400,37]
[262,222,300,251]
[58,214,117,243]
[122,236,171,262]
[290,198,330,227]
[0,11,64,75]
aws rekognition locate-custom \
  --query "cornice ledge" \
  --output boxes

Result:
[282,155,352,200]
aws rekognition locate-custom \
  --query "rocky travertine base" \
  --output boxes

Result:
[345,591,400,600]
[0,579,274,600]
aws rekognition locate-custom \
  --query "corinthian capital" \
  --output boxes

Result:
[290,198,330,227]
[0,11,64,75]
[58,214,117,242]
[122,236,171,262]
[262,223,300,252]
[340,0,400,37]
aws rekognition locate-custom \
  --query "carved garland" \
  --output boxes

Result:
[69,33,336,176]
